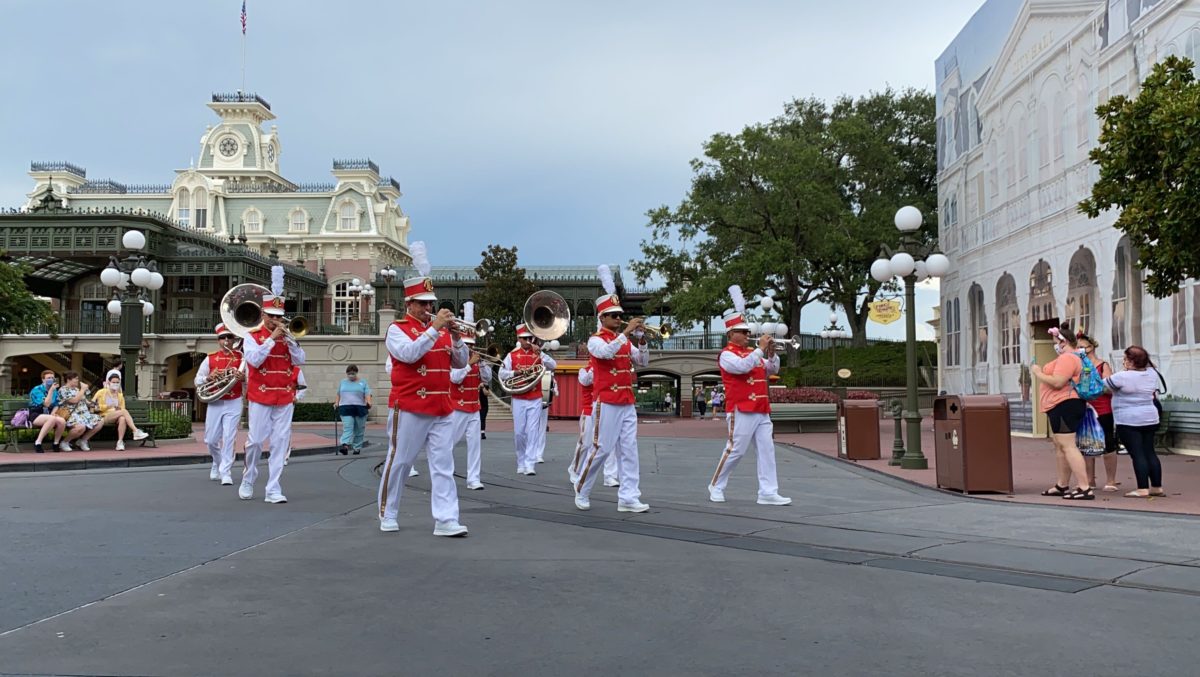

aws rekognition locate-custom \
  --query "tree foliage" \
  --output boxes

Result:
[473,244,537,352]
[632,88,937,347]
[0,251,57,335]
[1079,56,1200,298]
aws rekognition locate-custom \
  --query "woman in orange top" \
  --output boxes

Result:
[1030,323,1092,500]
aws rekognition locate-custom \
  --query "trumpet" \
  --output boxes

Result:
[620,319,672,339]
[451,317,491,337]
[762,335,802,350]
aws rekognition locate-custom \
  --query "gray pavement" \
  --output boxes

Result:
[2,430,1200,676]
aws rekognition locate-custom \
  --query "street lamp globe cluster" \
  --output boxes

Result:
[101,229,163,397]
[348,278,376,326]
[821,313,847,340]
[748,295,789,338]
[379,265,398,309]
[867,206,952,471]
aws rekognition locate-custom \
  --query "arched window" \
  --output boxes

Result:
[243,208,262,233]
[338,201,358,231]
[192,187,208,229]
[290,208,308,233]
[1173,287,1188,346]
[969,284,988,366]
[176,187,190,228]
[1028,259,1056,325]
[945,298,961,367]
[996,274,1021,365]
[1112,236,1143,348]
[332,281,359,330]
[1066,247,1097,335]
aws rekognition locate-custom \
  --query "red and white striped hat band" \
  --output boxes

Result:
[262,295,286,316]
[215,323,232,337]
[516,324,533,338]
[403,276,437,301]
[596,293,623,316]
[723,311,751,331]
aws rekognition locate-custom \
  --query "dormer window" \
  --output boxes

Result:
[243,207,263,233]
[338,200,359,231]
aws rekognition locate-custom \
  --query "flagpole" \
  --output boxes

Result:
[241,31,246,93]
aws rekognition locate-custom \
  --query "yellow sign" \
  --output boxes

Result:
[868,300,902,325]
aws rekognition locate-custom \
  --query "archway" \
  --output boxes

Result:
[1065,246,1097,335]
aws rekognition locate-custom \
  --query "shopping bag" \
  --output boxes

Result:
[1076,404,1106,457]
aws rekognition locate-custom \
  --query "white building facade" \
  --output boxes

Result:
[26,92,413,329]
[937,0,1200,429]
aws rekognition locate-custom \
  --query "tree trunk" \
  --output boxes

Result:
[784,273,802,368]
[842,297,869,348]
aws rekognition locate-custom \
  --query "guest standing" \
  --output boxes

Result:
[1105,345,1166,499]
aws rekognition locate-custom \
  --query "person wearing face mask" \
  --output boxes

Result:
[1031,323,1093,500]
[195,324,247,484]
[28,370,67,453]
[91,374,150,451]
[335,364,372,455]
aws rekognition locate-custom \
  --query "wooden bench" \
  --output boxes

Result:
[106,399,159,448]
[769,404,839,434]
[2,398,161,451]
[2,400,30,452]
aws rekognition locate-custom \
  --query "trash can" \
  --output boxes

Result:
[933,395,1013,493]
[839,399,881,460]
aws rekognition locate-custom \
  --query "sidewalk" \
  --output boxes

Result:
[0,423,336,472]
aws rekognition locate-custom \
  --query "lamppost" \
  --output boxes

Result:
[379,265,398,309]
[869,206,950,470]
[101,230,163,399]
[820,312,848,387]
[360,284,375,327]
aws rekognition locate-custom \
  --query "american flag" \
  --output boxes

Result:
[240,1,247,35]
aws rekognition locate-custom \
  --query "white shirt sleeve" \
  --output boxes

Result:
[498,353,515,382]
[287,339,306,366]
[387,322,439,364]
[588,333,628,359]
[295,370,307,401]
[719,348,767,375]
[764,354,780,376]
[243,334,273,368]
[450,366,468,384]
[195,356,212,386]
[479,363,493,384]
[450,336,468,369]
[578,367,593,386]
[630,342,649,367]
[541,351,557,371]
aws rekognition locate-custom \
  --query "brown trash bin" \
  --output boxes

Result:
[933,395,1013,493]
[838,399,881,460]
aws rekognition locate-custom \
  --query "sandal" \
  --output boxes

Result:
[1149,489,1167,497]
[1125,490,1150,498]
[1041,484,1069,496]
[1102,484,1120,492]
[1063,487,1095,500]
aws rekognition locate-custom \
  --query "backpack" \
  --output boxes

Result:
[10,408,31,429]
[1073,352,1105,401]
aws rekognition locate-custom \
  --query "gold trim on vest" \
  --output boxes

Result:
[416,388,450,398]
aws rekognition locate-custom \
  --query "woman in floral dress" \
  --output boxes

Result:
[59,371,105,451]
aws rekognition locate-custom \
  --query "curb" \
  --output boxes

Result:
[0,444,340,474]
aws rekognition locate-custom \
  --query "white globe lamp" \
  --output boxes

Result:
[130,266,152,288]
[889,252,916,277]
[148,271,165,290]
[773,323,788,338]
[141,301,154,316]
[925,253,951,277]
[759,296,774,311]
[107,299,122,315]
[894,206,923,232]
[122,230,146,250]
[870,258,893,283]
[100,266,122,287]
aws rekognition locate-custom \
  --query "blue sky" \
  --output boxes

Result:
[0,0,986,339]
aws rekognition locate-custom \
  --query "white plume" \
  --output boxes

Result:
[597,264,616,295]
[270,265,284,297]
[410,241,431,277]
[729,285,746,314]
[463,301,475,324]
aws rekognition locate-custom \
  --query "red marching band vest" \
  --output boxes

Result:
[719,344,771,414]
[580,371,595,416]
[508,348,544,401]
[388,317,454,416]
[591,328,636,405]
[207,349,244,401]
[246,326,298,406]
[451,364,482,414]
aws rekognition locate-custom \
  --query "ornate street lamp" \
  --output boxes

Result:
[869,206,951,470]
[102,229,163,398]
[379,265,398,309]
[820,311,848,387]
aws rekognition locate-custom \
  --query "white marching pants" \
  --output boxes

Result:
[377,408,460,524]
[575,402,640,503]
[243,402,293,496]
[710,410,780,497]
[449,409,483,484]
[511,397,542,469]
[204,398,242,478]
[535,404,550,459]
[571,411,618,481]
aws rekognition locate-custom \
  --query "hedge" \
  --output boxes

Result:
[293,402,338,422]
[779,341,937,388]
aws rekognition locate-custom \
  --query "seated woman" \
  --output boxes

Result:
[28,369,67,453]
[91,373,150,450]
[58,371,104,451]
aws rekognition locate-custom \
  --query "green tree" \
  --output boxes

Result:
[0,251,58,335]
[1079,56,1200,298]
[633,89,936,349]
[473,244,537,352]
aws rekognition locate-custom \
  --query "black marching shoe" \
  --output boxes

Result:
[339,444,349,456]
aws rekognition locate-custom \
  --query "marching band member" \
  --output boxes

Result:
[500,324,556,475]
[385,358,420,476]
[194,323,246,485]
[707,286,791,506]
[377,242,470,536]
[240,266,305,504]
[574,265,650,512]
[568,365,594,485]
[448,301,492,490]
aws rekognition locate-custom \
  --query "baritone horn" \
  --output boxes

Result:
[281,315,308,339]
[522,290,570,341]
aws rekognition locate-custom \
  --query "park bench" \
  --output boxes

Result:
[1,398,159,451]
[2,399,29,452]
[768,403,839,434]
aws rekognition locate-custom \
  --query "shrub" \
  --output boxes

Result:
[845,390,880,400]
[293,402,337,422]
[147,409,191,439]
[768,387,839,404]
[778,341,937,387]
